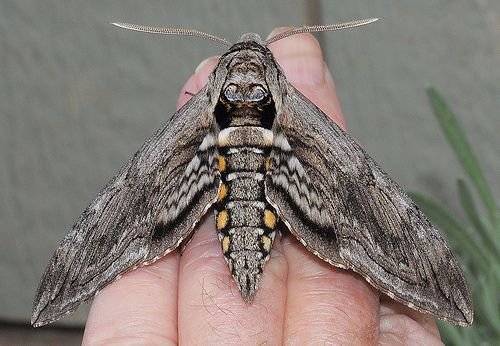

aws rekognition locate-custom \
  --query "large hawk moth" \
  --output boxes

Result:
[32,19,472,328]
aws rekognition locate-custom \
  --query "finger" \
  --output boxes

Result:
[82,57,220,345]
[82,253,180,345]
[268,28,346,130]
[282,238,380,344]
[268,30,380,344]
[176,56,218,109]
[177,215,288,344]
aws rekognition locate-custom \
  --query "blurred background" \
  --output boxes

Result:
[1,0,498,344]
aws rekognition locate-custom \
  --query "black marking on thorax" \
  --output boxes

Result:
[214,92,275,130]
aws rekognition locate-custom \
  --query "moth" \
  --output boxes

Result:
[32,18,473,328]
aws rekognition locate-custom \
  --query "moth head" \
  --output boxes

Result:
[239,32,264,45]
[220,48,269,104]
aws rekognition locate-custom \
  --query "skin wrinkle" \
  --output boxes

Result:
[87,335,177,346]
[137,256,180,279]
[180,231,226,271]
[83,29,442,345]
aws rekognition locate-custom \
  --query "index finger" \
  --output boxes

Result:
[267,29,380,344]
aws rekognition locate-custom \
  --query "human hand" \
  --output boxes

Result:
[82,29,443,345]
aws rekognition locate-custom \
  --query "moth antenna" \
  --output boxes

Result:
[112,22,232,47]
[265,18,379,46]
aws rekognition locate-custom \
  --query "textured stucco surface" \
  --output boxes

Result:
[0,0,498,328]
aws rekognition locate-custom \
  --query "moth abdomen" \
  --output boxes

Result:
[215,126,277,300]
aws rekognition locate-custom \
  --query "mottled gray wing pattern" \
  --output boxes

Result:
[266,84,472,326]
[32,86,220,327]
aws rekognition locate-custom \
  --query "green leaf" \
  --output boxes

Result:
[482,265,500,334]
[457,179,500,253]
[426,87,498,225]
[421,88,499,345]
[437,321,464,346]
[409,191,489,269]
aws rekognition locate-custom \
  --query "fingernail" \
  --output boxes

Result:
[266,27,290,40]
[195,56,219,74]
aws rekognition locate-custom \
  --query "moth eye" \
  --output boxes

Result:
[223,84,239,101]
[223,84,268,102]
[249,85,267,102]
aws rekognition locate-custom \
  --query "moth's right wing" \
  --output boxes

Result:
[266,84,472,326]
[32,85,220,327]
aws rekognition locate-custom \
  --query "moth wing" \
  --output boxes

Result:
[32,86,220,327]
[266,84,472,326]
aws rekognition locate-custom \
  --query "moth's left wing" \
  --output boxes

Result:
[266,84,473,326]
[32,85,220,327]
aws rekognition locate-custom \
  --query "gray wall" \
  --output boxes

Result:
[1,0,498,327]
